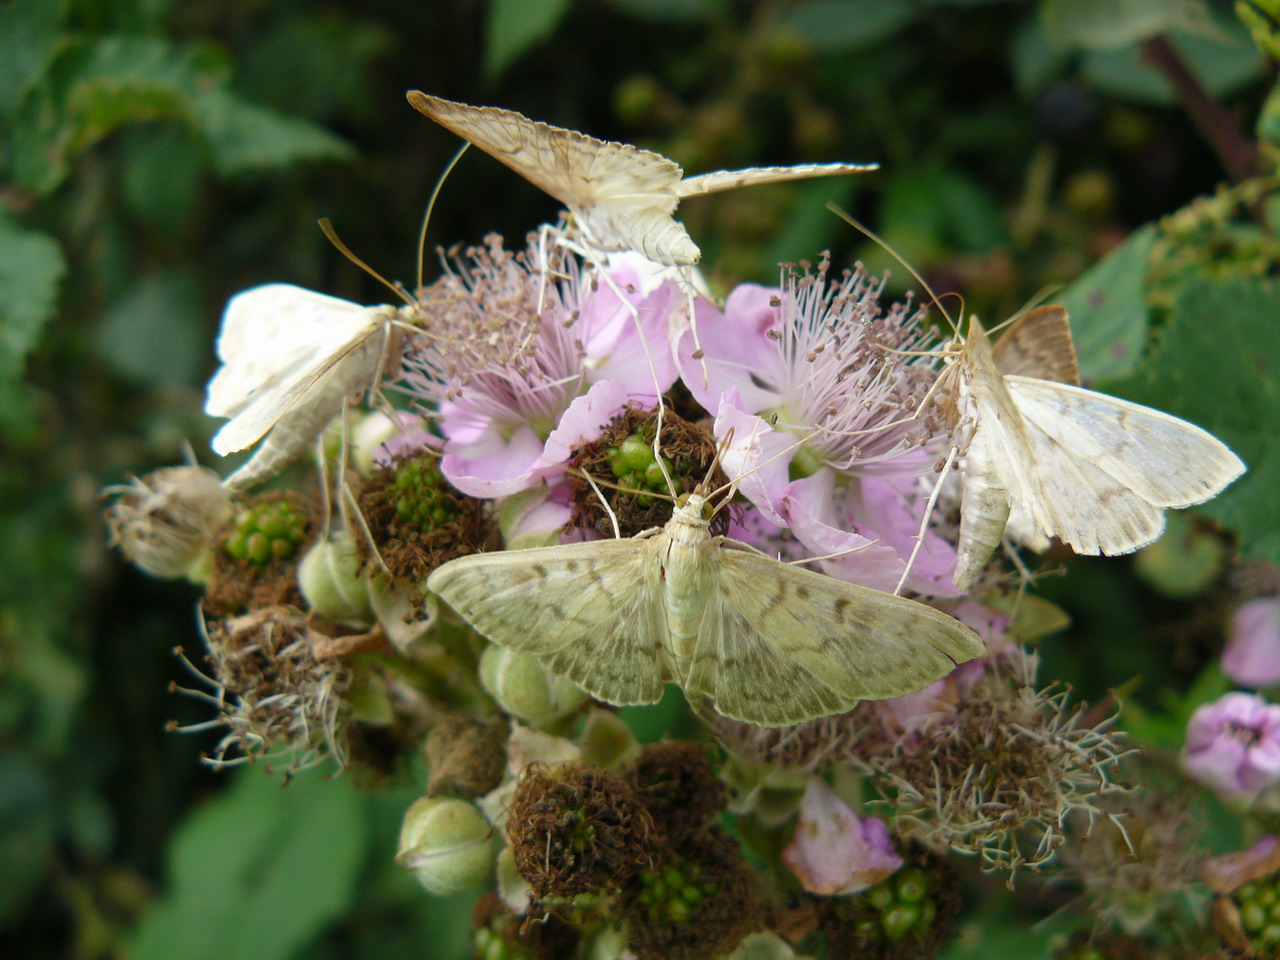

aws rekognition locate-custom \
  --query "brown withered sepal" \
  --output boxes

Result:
[507,763,660,900]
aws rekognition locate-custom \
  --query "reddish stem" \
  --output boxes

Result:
[1140,35,1260,183]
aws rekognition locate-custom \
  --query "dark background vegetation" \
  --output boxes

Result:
[2,0,1277,957]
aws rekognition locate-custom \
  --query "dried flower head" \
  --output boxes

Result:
[356,452,496,586]
[621,826,762,960]
[172,605,351,772]
[104,465,233,579]
[859,654,1131,875]
[816,846,962,960]
[204,491,316,616]
[626,741,728,842]
[472,891,580,960]
[507,763,660,900]
[1061,789,1206,935]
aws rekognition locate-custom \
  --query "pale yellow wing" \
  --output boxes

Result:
[426,540,668,706]
[682,546,984,726]
[990,305,1080,385]
[985,377,1245,555]
[406,92,681,214]
[674,162,876,198]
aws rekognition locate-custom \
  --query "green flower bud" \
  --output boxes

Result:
[479,645,587,726]
[397,796,493,896]
[298,533,372,621]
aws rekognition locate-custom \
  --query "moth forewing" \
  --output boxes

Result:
[429,491,986,727]
[407,91,875,266]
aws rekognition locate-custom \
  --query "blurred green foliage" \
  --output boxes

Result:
[1,0,1278,957]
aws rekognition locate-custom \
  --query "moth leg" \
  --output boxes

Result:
[893,443,958,596]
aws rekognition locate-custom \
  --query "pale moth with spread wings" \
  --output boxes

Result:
[428,487,984,727]
[206,284,411,492]
[407,91,877,266]
[937,305,1246,590]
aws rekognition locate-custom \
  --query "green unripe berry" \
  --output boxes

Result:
[479,645,587,726]
[894,867,930,903]
[865,883,895,911]
[881,902,922,942]
[1242,900,1268,932]
[223,500,307,566]
[397,796,493,896]
[298,533,372,621]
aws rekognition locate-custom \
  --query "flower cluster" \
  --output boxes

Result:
[102,150,1251,955]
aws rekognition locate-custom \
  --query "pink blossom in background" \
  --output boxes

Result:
[1222,597,1280,688]
[1182,692,1280,797]
[782,777,903,896]
[400,244,680,498]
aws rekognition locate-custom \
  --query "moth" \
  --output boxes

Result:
[427,490,984,727]
[407,91,876,266]
[940,305,1246,590]
[206,284,409,492]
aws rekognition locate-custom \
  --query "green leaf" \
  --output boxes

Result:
[0,0,68,124]
[1042,0,1216,51]
[1081,25,1264,106]
[1106,277,1280,564]
[1056,224,1155,382]
[0,213,66,432]
[600,0,720,22]
[485,0,573,82]
[95,271,205,387]
[8,36,215,195]
[194,89,354,176]
[775,0,919,53]
[130,767,368,960]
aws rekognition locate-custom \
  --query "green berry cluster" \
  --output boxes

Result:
[392,459,454,534]
[222,501,306,566]
[856,867,938,944]
[606,433,674,506]
[633,859,719,924]
[1236,877,1280,950]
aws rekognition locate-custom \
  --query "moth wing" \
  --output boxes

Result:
[407,92,681,214]
[684,547,984,726]
[426,540,668,706]
[1007,377,1246,510]
[674,162,876,198]
[206,285,375,417]
[990,305,1080,385]
[953,420,1013,591]
[209,317,387,456]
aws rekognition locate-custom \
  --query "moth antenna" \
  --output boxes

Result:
[983,285,1062,338]
[580,470,623,539]
[417,143,469,292]
[892,443,958,596]
[789,538,882,566]
[825,201,961,338]
[319,218,414,306]
[564,467,676,505]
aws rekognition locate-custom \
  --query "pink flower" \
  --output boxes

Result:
[400,239,679,498]
[1222,597,1280,688]
[782,777,903,895]
[681,263,958,596]
[1183,692,1280,796]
